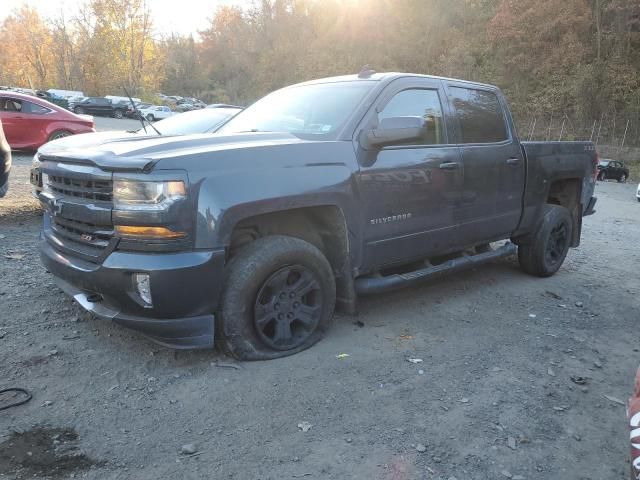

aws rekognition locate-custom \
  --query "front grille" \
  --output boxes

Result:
[51,217,113,250]
[42,166,114,261]
[47,174,112,202]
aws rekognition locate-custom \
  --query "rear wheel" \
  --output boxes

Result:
[518,204,572,278]
[216,235,336,360]
[48,130,72,142]
[146,114,155,122]
[113,109,123,119]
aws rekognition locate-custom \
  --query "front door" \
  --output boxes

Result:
[356,79,463,270]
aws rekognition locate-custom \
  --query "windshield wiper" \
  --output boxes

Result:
[123,85,162,136]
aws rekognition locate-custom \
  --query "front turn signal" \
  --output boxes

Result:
[115,225,187,239]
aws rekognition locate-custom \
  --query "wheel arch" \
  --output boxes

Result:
[545,178,582,247]
[224,204,357,315]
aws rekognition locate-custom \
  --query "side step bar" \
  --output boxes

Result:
[355,242,518,295]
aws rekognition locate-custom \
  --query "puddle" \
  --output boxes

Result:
[0,427,100,479]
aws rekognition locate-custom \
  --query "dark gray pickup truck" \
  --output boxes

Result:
[34,72,598,359]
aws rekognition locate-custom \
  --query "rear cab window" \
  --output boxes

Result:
[449,86,509,144]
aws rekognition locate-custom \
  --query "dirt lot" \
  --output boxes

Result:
[0,140,639,479]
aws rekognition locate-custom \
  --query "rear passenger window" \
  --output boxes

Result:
[24,101,49,115]
[378,89,445,145]
[450,87,508,144]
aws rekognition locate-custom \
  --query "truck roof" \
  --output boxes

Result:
[294,72,498,90]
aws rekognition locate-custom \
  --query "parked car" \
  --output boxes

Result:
[34,72,597,358]
[175,103,195,112]
[35,91,69,110]
[636,183,640,203]
[47,89,84,99]
[138,105,173,121]
[124,102,152,118]
[66,96,86,108]
[597,159,629,182]
[0,91,94,150]
[71,97,127,119]
[105,95,141,105]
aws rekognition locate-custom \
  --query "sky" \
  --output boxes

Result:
[2,0,252,36]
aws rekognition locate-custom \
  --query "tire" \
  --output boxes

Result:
[74,106,84,115]
[113,109,123,119]
[146,114,155,122]
[216,235,336,360]
[48,130,72,142]
[619,174,627,183]
[518,204,572,278]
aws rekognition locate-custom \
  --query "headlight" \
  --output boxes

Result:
[113,180,186,210]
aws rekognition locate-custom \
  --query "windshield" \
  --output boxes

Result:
[219,81,375,139]
[598,160,610,166]
[137,108,239,135]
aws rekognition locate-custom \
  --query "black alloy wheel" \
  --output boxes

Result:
[253,265,322,351]
[544,222,568,269]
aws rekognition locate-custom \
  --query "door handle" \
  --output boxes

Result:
[439,162,460,170]
[506,157,521,166]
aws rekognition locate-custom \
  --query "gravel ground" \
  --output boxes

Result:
[0,131,639,479]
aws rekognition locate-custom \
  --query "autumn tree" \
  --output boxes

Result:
[0,6,53,88]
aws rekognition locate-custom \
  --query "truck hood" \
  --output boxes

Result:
[39,130,152,153]
[38,132,319,172]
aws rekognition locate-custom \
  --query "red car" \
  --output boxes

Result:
[0,92,95,150]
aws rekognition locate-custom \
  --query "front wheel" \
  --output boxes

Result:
[74,106,84,115]
[216,236,336,360]
[619,174,627,183]
[518,204,572,278]
[113,109,123,119]
[146,114,155,122]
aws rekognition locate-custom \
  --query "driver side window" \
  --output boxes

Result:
[378,89,445,145]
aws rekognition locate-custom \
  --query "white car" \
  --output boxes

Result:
[636,183,640,203]
[138,105,173,122]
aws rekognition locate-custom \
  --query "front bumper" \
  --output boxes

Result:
[40,238,226,349]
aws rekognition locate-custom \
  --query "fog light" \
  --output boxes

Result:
[133,273,152,306]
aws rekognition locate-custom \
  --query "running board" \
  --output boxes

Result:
[355,242,518,295]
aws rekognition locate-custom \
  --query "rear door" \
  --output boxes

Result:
[356,78,463,269]
[444,83,525,246]
[22,100,54,146]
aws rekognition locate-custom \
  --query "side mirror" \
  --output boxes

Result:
[365,116,426,148]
